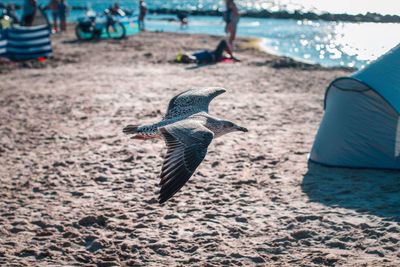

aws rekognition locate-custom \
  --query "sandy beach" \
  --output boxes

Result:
[0,29,399,266]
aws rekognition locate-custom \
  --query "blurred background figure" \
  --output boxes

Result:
[0,4,19,29]
[103,2,125,31]
[177,11,189,28]
[110,3,126,17]
[21,0,37,26]
[58,0,68,32]
[47,0,59,33]
[176,39,240,64]
[138,0,147,32]
[5,4,19,24]
[224,0,239,47]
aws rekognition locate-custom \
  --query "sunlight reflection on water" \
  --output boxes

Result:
[256,19,400,68]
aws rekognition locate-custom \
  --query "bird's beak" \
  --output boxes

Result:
[235,125,248,132]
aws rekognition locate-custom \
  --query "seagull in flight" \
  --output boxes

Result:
[123,87,248,204]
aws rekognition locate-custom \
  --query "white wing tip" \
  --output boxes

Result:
[205,87,227,95]
[216,87,227,93]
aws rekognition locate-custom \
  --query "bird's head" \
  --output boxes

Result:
[221,120,248,134]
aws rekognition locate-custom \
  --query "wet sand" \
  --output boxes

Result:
[0,30,399,266]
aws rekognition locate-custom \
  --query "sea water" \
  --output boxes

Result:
[143,15,400,69]
[2,0,400,69]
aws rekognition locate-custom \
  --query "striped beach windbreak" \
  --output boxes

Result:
[0,33,6,56]
[1,24,52,60]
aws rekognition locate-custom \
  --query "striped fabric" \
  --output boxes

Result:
[0,33,6,56]
[3,24,52,60]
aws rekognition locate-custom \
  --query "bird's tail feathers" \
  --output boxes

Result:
[123,124,140,134]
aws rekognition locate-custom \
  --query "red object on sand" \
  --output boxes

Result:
[220,58,234,63]
[38,57,46,62]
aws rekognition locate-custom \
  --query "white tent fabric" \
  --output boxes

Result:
[310,43,400,169]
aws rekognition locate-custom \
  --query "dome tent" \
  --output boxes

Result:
[310,43,400,169]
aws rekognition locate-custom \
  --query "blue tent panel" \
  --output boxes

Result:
[352,43,400,113]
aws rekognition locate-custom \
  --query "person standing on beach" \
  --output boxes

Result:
[138,0,147,32]
[47,0,60,33]
[225,0,239,47]
[21,0,37,26]
[58,0,68,32]
[177,11,189,28]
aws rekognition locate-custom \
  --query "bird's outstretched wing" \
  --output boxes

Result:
[163,87,226,120]
[158,119,214,204]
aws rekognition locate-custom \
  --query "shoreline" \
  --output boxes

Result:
[0,31,356,73]
[257,38,357,72]
[2,8,392,69]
